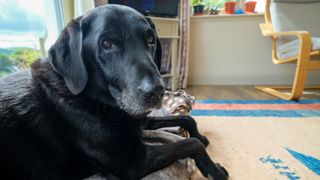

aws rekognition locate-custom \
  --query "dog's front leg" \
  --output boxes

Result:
[136,138,228,180]
[145,116,209,146]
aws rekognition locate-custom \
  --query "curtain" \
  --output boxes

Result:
[177,0,190,89]
[94,0,107,7]
[60,0,95,26]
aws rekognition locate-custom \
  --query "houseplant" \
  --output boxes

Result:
[223,0,236,14]
[244,1,257,13]
[204,0,224,15]
[191,0,205,15]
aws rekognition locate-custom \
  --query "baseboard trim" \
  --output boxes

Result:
[188,73,320,85]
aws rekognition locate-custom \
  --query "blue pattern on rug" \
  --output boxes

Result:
[190,110,320,117]
[285,148,320,176]
[196,99,320,104]
[191,99,320,117]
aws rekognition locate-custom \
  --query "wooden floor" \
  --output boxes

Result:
[184,86,320,100]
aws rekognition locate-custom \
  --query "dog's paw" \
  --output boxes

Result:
[198,135,210,147]
[213,163,229,180]
[199,162,229,180]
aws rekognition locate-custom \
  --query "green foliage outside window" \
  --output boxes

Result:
[9,48,41,69]
[0,48,41,77]
[0,54,14,77]
[191,0,204,6]
[204,0,225,9]
[191,0,225,9]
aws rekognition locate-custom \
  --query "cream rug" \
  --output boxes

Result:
[192,116,320,180]
[190,100,320,179]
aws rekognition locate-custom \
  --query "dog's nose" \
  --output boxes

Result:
[138,83,165,103]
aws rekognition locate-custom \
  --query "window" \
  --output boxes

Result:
[0,0,62,77]
[253,0,265,13]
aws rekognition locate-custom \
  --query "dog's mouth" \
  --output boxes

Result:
[118,101,155,118]
[117,91,162,118]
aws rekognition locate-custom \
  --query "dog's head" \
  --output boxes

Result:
[48,5,165,117]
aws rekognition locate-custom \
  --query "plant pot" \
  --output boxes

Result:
[209,7,220,15]
[224,2,236,14]
[193,5,205,15]
[244,1,257,13]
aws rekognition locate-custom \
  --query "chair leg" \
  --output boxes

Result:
[255,61,320,100]
[289,59,308,100]
[255,86,292,100]
[256,38,315,101]
[255,85,320,100]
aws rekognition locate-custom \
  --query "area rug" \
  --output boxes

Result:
[190,100,320,180]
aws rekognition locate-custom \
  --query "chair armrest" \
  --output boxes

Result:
[264,31,311,40]
[260,23,311,43]
[260,23,312,63]
[260,23,273,35]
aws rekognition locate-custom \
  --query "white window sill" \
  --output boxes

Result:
[191,13,264,19]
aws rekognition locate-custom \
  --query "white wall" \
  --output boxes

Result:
[188,14,320,85]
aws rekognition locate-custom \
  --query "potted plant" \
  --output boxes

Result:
[244,1,257,13]
[204,0,224,15]
[223,0,237,14]
[191,0,205,15]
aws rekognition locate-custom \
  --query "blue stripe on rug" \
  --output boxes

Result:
[285,148,320,176]
[190,110,320,117]
[196,99,320,104]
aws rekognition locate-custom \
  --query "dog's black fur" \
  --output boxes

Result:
[0,5,228,180]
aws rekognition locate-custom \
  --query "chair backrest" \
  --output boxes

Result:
[269,0,320,45]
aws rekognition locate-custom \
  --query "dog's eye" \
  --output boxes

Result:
[147,36,155,45]
[102,39,113,50]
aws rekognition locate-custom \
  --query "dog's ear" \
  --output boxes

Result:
[48,18,88,95]
[145,17,162,72]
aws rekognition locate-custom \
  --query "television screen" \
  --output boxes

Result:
[108,0,179,17]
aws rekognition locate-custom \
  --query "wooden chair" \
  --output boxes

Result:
[256,0,320,100]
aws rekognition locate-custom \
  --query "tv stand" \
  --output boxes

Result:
[149,17,179,91]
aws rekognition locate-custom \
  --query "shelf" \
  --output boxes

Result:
[191,13,264,19]
[148,16,180,22]
[150,16,179,90]
[161,73,173,78]
[158,36,180,39]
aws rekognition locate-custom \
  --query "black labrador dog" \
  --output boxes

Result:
[0,4,228,180]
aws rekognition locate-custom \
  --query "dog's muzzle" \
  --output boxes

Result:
[138,81,165,105]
